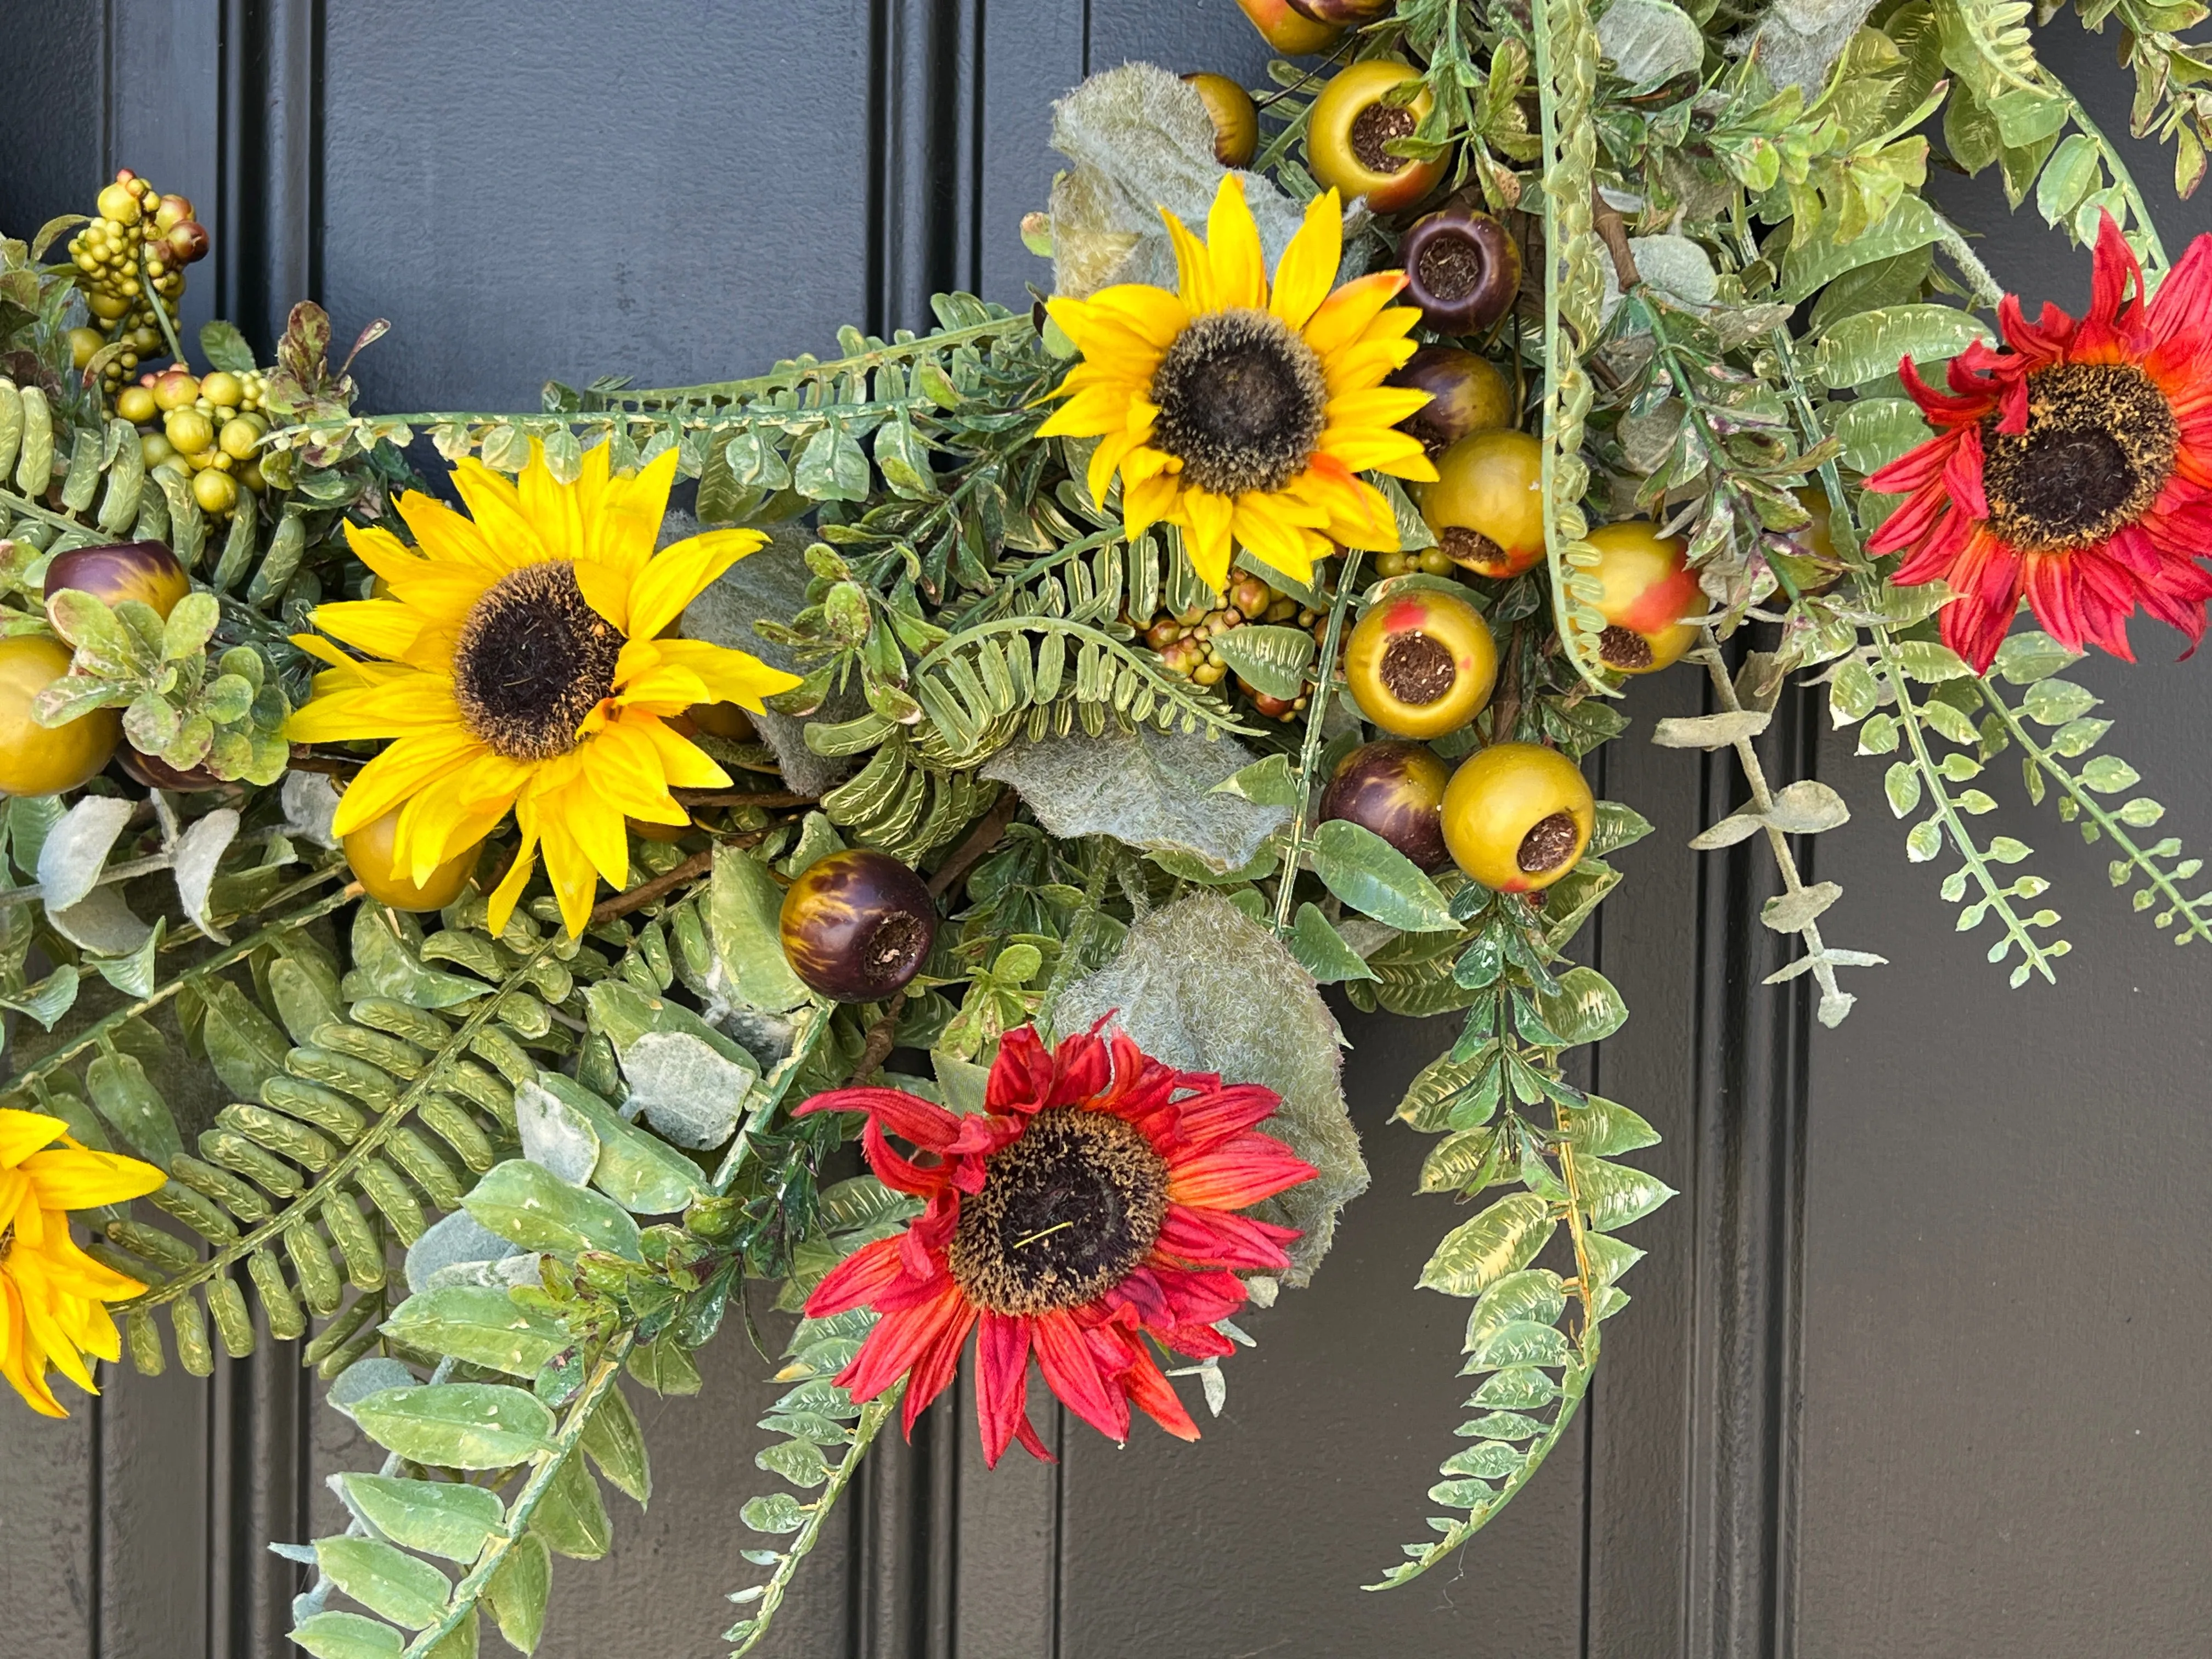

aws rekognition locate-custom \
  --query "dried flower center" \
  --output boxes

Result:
[1438,525,1504,566]
[1980,362,2179,551]
[1597,625,1653,670]
[1517,810,1580,875]
[451,562,625,761]
[1349,102,1417,174]
[947,1109,1169,1316]
[1149,308,1328,498]
[1380,631,1456,705]
[856,911,928,992]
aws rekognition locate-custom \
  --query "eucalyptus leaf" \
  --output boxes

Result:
[313,1536,453,1630]
[36,794,134,912]
[349,1382,557,1470]
[336,1474,506,1565]
[463,1158,645,1261]
[172,806,239,942]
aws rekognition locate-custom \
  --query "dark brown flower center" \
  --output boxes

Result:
[1149,308,1327,498]
[1518,810,1580,874]
[451,561,625,761]
[1416,235,1482,302]
[946,1109,1169,1316]
[1980,362,2179,552]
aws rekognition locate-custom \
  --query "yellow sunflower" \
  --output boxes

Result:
[1038,174,1436,591]
[0,1108,166,1417]
[287,440,802,935]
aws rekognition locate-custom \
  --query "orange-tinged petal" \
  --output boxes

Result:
[1302,270,1410,360]
[1204,174,1267,312]
[1271,189,1344,333]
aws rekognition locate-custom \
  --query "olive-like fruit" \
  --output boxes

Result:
[115,385,158,424]
[67,327,104,369]
[779,849,938,1003]
[1288,0,1395,18]
[1320,740,1451,870]
[1184,73,1259,167]
[199,371,242,409]
[1344,588,1498,740]
[1235,0,1343,52]
[1388,347,1513,453]
[218,416,263,460]
[1402,207,1521,334]
[118,748,224,792]
[1441,742,1594,894]
[165,409,215,456]
[342,807,484,912]
[685,700,757,741]
[153,194,193,234]
[1577,520,1700,675]
[96,183,141,224]
[1419,428,1545,578]
[44,540,190,619]
[164,221,210,266]
[1307,61,1443,214]
[0,636,121,797]
[192,469,238,514]
[151,370,200,411]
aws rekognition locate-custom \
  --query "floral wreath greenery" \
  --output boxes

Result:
[3,0,2212,1652]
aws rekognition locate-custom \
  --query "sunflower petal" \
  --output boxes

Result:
[450,459,551,570]
[628,529,768,640]
[1204,174,1267,312]
[329,727,488,836]
[22,1146,167,1209]
[588,445,680,578]
[0,1110,66,1169]
[1271,188,1344,333]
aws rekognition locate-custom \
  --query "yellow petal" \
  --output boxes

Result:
[1087,427,1144,508]
[574,556,633,634]
[450,459,552,570]
[583,720,690,821]
[535,814,602,937]
[635,712,734,789]
[1204,174,1268,313]
[587,445,680,578]
[330,727,488,836]
[287,672,466,744]
[1088,284,1192,348]
[1039,383,1142,440]
[395,490,508,573]
[1180,489,1235,589]
[1328,386,1434,428]
[311,599,426,664]
[21,1147,166,1210]
[644,638,800,712]
[0,1110,66,1169]
[484,827,540,936]
[1319,424,1438,474]
[1163,208,1217,314]
[518,438,586,565]
[1271,189,1344,333]
[629,528,768,640]
[1124,471,1182,539]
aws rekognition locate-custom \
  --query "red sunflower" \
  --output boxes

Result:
[1867,213,2212,671]
[794,1022,1317,1465]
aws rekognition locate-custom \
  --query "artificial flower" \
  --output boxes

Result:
[286,441,802,934]
[1038,173,1436,591]
[1870,213,2212,671]
[797,1022,1317,1465]
[0,1108,166,1417]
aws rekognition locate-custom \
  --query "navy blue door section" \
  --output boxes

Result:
[2,5,2209,1656]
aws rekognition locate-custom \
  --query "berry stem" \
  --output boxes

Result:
[1273,546,1364,940]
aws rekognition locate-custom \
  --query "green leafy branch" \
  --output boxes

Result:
[1974,633,2212,945]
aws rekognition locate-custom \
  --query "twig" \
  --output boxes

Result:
[672,789,817,809]
[590,850,711,925]
[848,990,909,1087]
[284,747,367,778]
[1272,548,1365,938]
[1589,186,1639,289]
[1487,619,1527,747]
[926,788,1020,900]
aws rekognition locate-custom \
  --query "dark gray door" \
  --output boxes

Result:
[2,4,2208,1656]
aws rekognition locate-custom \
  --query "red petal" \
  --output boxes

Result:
[1158,1082,1282,1150]
[798,1086,962,1147]
[901,1297,979,1435]
[1165,1134,1317,1210]
[836,1279,972,1407]
[1031,1307,1131,1444]
[1119,1342,1200,1443]
[975,1310,1036,1468]
[1154,1203,1297,1271]
[804,1236,905,1318]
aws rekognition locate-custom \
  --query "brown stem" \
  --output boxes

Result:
[285,747,366,778]
[926,787,1021,901]
[1589,187,1639,290]
[587,831,769,926]
[1487,621,1527,746]
[671,789,817,809]
[848,989,909,1087]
